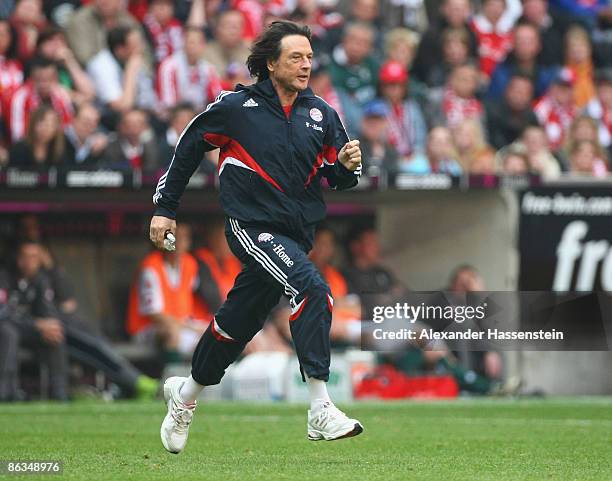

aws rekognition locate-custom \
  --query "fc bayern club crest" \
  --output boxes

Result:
[258,233,274,243]
[309,108,323,122]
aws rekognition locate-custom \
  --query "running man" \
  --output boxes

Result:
[149,21,363,453]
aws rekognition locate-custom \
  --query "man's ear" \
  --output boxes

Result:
[267,59,275,74]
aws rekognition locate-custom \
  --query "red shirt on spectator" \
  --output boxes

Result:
[157,52,223,110]
[469,15,513,77]
[143,12,184,65]
[232,0,291,40]
[7,80,73,142]
[0,57,23,111]
[442,87,484,128]
[534,93,577,151]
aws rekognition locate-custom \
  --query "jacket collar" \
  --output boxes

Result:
[237,78,316,101]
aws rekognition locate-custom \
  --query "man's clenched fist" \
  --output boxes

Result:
[150,215,176,250]
[338,140,362,172]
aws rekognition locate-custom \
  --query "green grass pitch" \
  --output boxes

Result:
[1,398,611,481]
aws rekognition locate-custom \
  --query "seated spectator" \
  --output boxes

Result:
[560,115,609,173]
[329,22,380,134]
[204,10,252,81]
[432,62,484,128]
[451,119,496,172]
[35,27,96,105]
[127,224,211,361]
[9,106,67,167]
[103,109,159,171]
[564,25,595,109]
[193,219,242,320]
[517,124,562,178]
[158,27,222,113]
[534,68,577,152]
[343,224,408,321]
[0,19,23,103]
[289,0,343,57]
[567,139,609,176]
[486,73,538,149]
[87,26,157,127]
[66,0,145,66]
[379,61,427,160]
[469,0,514,78]
[424,27,474,88]
[9,0,48,63]
[142,0,184,66]
[346,0,384,53]
[519,0,567,66]
[585,68,612,157]
[64,103,108,166]
[309,225,361,346]
[488,22,557,100]
[412,0,478,83]
[359,99,400,176]
[159,102,196,166]
[7,56,73,142]
[384,28,419,74]
[403,126,463,175]
[309,58,345,124]
[498,143,530,174]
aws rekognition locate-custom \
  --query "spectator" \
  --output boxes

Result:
[289,0,344,56]
[232,0,292,41]
[403,126,463,174]
[204,10,252,80]
[379,61,427,160]
[469,0,514,78]
[498,143,530,174]
[328,22,379,131]
[158,27,223,113]
[309,225,361,346]
[433,62,484,128]
[486,73,538,149]
[451,119,496,172]
[35,27,96,105]
[519,0,567,66]
[561,115,609,174]
[412,0,478,83]
[585,68,612,156]
[564,25,595,108]
[346,0,384,53]
[0,19,23,103]
[87,26,157,123]
[359,99,400,175]
[7,56,73,142]
[308,59,345,124]
[66,0,145,66]
[142,0,184,66]
[534,67,577,152]
[488,22,557,100]
[384,28,419,73]
[9,106,67,167]
[567,139,608,176]
[159,102,196,166]
[0,242,68,401]
[193,219,242,320]
[517,124,562,178]
[424,27,473,88]
[9,0,48,63]
[103,109,159,171]
[63,103,108,166]
[126,224,210,361]
[343,225,408,321]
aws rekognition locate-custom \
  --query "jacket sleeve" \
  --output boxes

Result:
[321,108,361,191]
[153,92,233,218]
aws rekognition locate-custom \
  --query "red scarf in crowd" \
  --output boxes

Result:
[442,88,483,128]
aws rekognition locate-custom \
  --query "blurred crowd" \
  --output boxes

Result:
[1,0,612,178]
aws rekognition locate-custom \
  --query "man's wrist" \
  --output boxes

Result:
[154,206,177,219]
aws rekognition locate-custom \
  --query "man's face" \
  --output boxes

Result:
[184,30,206,62]
[482,0,505,24]
[95,0,121,18]
[17,244,42,279]
[32,66,57,98]
[551,83,574,107]
[120,111,147,143]
[268,34,312,93]
[450,65,478,97]
[216,12,244,48]
[443,0,470,26]
[522,0,547,23]
[351,0,379,22]
[514,26,540,62]
[171,109,195,136]
[343,27,373,65]
[149,0,174,25]
[506,78,533,111]
[75,106,100,138]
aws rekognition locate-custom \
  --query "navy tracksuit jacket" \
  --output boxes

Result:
[153,79,361,384]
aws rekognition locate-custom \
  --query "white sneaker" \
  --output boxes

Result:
[307,401,364,441]
[160,376,197,454]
